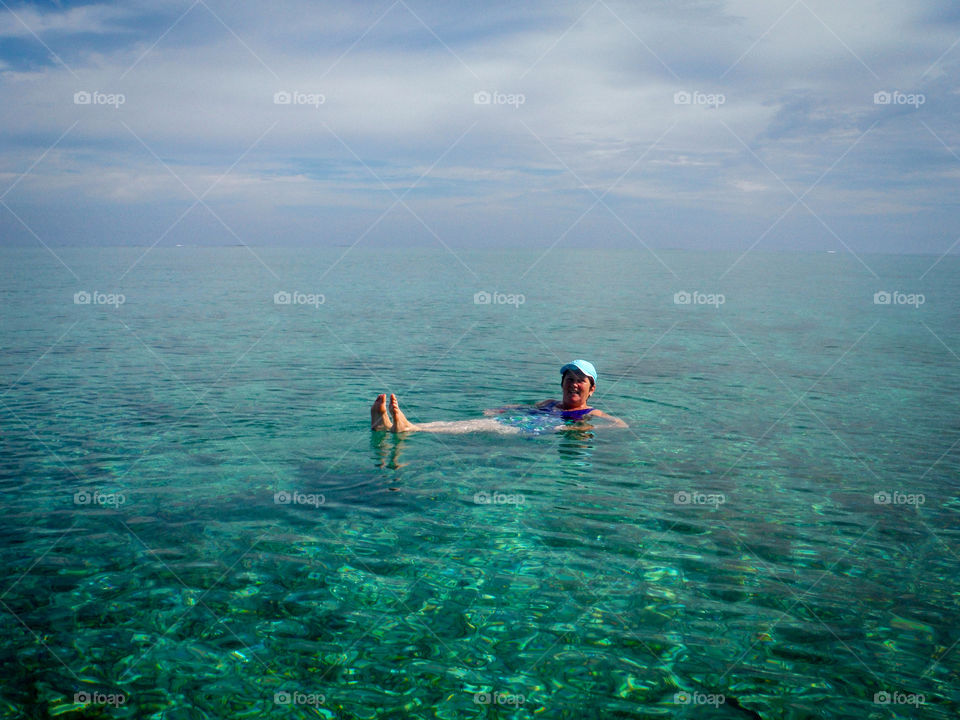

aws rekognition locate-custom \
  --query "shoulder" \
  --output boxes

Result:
[535,399,557,408]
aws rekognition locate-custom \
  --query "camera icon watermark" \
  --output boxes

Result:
[873,491,925,506]
[674,90,725,108]
[274,691,325,706]
[473,90,525,108]
[873,290,924,307]
[74,691,126,707]
[273,90,325,108]
[273,290,325,308]
[674,490,725,507]
[74,489,126,508]
[673,290,724,307]
[474,290,525,307]
[873,91,925,108]
[674,691,725,707]
[274,490,325,508]
[74,290,125,308]
[473,490,525,505]
[74,90,125,108]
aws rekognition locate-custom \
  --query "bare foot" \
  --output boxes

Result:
[371,394,391,430]
[389,394,417,432]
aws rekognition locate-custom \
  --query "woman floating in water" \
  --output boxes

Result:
[370,360,628,434]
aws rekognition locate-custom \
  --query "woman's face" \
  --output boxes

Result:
[561,371,595,407]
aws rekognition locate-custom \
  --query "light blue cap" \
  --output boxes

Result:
[560,359,597,384]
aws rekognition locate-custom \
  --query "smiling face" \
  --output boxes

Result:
[561,370,595,409]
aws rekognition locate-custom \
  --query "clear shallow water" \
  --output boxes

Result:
[1,246,958,718]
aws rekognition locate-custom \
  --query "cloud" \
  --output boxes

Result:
[0,3,133,38]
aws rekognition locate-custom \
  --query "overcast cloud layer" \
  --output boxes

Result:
[1,0,958,252]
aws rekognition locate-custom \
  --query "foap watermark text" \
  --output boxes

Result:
[874,491,925,506]
[74,290,125,308]
[674,90,725,108]
[74,691,125,707]
[674,491,725,507]
[674,691,725,707]
[474,290,525,307]
[74,91,125,108]
[674,290,724,307]
[474,90,525,108]
[274,291,324,308]
[874,290,924,307]
[474,691,525,706]
[474,491,525,505]
[74,489,126,508]
[274,90,325,108]
[274,491,325,508]
[874,91,925,108]
[274,691,325,706]
[874,690,925,706]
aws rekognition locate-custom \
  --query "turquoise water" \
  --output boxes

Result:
[1,246,958,718]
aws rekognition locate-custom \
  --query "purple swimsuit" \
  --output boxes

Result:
[541,400,594,421]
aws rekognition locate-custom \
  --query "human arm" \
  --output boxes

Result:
[587,409,629,428]
[482,399,555,416]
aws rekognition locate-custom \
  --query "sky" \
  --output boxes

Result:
[0,0,958,253]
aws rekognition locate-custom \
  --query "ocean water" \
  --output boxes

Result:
[1,246,958,719]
